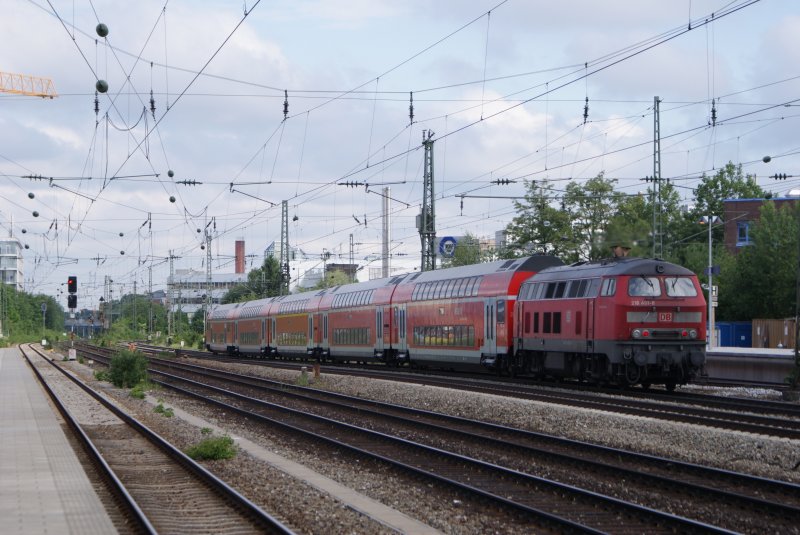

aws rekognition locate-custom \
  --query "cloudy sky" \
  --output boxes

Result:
[2,0,799,307]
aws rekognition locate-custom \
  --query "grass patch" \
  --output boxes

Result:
[129,381,155,399]
[153,403,174,417]
[93,369,110,382]
[185,434,237,461]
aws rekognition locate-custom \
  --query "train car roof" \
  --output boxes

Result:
[397,255,563,285]
[530,257,695,281]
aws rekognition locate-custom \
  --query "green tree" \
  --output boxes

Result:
[719,201,798,320]
[563,173,622,260]
[693,162,769,217]
[505,180,577,261]
[312,269,352,290]
[223,256,283,303]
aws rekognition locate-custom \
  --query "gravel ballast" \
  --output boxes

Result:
[52,352,800,533]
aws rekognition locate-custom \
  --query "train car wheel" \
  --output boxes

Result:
[665,380,677,392]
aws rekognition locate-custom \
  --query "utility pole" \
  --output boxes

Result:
[168,250,175,341]
[133,279,137,337]
[382,186,390,278]
[280,200,290,295]
[652,96,662,258]
[205,217,214,334]
[349,234,355,283]
[418,130,436,272]
[148,264,153,340]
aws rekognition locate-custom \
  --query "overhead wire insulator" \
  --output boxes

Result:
[583,96,589,124]
[710,98,717,127]
[94,91,99,118]
[409,91,414,125]
[149,89,156,118]
[283,89,289,121]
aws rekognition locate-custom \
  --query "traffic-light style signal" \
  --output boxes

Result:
[67,276,77,293]
[67,294,77,309]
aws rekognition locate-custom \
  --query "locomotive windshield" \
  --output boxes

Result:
[628,276,661,297]
[665,277,698,297]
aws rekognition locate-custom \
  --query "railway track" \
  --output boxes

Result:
[82,345,800,532]
[21,345,293,535]
[157,347,800,440]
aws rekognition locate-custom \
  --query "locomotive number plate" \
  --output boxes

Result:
[658,312,673,322]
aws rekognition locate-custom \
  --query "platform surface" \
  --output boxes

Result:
[0,347,116,534]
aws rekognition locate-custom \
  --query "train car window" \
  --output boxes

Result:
[447,279,457,298]
[437,281,446,299]
[553,312,561,334]
[533,312,539,333]
[545,282,556,299]
[554,281,567,298]
[665,277,698,297]
[524,312,531,334]
[455,278,466,297]
[586,278,601,297]
[497,300,506,323]
[543,312,552,333]
[628,276,661,297]
[567,280,579,298]
[601,278,617,296]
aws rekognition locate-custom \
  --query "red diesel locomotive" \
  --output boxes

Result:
[206,254,706,389]
[514,257,706,390]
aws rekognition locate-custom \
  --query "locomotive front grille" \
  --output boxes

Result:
[650,329,682,339]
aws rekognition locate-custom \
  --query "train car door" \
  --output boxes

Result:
[483,299,497,355]
[586,300,595,350]
[322,312,329,349]
[375,306,384,354]
[394,305,407,354]
[308,315,314,350]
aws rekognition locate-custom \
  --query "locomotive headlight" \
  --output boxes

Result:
[632,329,642,339]
[689,329,697,339]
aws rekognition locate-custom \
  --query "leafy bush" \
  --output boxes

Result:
[185,435,237,461]
[107,350,148,388]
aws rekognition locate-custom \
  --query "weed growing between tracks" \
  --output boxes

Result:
[185,433,238,461]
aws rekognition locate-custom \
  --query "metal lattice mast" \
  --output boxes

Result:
[652,96,662,258]
[168,250,174,339]
[349,234,355,283]
[205,218,213,330]
[148,264,153,338]
[382,186,390,278]
[280,200,290,295]
[419,130,436,271]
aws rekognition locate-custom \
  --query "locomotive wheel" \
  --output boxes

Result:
[665,380,677,392]
[641,381,651,391]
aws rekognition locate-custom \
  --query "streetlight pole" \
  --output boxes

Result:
[700,215,720,349]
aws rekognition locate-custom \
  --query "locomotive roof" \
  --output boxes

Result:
[530,256,695,281]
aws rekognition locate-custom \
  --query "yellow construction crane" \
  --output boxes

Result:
[0,71,57,98]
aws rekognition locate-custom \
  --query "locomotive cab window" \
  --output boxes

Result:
[628,276,661,297]
[665,277,698,297]
[600,278,616,296]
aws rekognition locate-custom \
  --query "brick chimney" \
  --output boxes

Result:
[235,240,245,274]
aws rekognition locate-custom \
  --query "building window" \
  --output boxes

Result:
[737,222,751,246]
